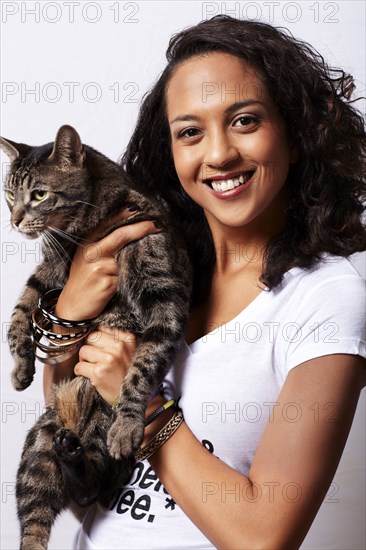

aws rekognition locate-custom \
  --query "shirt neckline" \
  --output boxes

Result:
[185,285,269,353]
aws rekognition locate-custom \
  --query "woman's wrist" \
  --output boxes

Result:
[55,287,95,322]
[141,395,176,448]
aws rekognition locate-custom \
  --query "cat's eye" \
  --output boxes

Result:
[5,190,14,202]
[31,190,48,201]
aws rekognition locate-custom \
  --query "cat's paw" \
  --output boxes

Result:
[107,416,144,460]
[11,350,36,391]
[11,368,34,391]
[53,428,83,463]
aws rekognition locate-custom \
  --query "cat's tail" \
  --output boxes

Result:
[16,410,68,550]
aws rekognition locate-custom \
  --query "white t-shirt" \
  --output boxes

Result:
[74,254,366,550]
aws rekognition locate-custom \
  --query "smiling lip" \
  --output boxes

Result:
[206,171,248,182]
[203,170,256,200]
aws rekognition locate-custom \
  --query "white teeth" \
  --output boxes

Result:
[210,173,253,193]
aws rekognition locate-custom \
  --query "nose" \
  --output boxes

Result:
[11,207,25,227]
[202,129,240,178]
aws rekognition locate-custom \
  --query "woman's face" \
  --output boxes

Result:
[166,52,298,235]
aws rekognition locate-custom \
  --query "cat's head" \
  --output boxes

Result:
[0,125,89,238]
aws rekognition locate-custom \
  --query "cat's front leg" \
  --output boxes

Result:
[107,407,145,460]
[9,270,48,390]
[107,361,152,459]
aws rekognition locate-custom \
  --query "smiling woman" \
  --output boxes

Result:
[166,53,298,237]
[33,13,366,550]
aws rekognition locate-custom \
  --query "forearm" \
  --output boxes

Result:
[43,354,78,404]
[148,421,272,550]
[42,298,81,404]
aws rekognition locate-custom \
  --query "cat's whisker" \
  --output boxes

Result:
[75,200,100,209]
[63,214,87,224]
[43,232,66,269]
[48,226,89,247]
[43,230,72,271]
[2,221,13,231]
[42,233,62,271]
[49,225,95,245]
[45,230,73,263]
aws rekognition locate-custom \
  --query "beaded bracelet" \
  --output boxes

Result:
[32,309,90,341]
[135,409,184,462]
[39,289,97,328]
[31,298,90,363]
[144,399,175,426]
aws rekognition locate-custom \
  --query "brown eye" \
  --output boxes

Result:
[31,190,48,201]
[5,190,14,202]
[233,115,259,128]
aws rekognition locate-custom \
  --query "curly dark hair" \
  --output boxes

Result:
[121,15,366,306]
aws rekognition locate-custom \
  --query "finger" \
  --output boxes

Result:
[74,360,97,380]
[78,344,107,364]
[98,220,162,256]
[96,327,138,348]
[81,328,137,363]
[86,207,139,242]
[84,329,109,348]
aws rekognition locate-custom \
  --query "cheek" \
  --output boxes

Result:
[254,137,291,183]
[171,144,201,184]
[171,146,183,178]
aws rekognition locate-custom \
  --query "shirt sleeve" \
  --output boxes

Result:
[285,274,366,373]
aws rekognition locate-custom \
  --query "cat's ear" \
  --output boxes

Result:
[48,125,85,168]
[0,137,31,161]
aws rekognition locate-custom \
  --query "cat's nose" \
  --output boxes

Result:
[11,208,25,227]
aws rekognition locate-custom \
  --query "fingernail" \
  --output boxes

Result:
[127,204,141,212]
[154,220,164,230]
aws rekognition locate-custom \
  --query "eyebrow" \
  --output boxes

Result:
[169,99,266,125]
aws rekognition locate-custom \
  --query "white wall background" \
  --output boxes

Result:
[1,1,365,549]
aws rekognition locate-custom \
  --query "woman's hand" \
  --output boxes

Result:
[74,326,138,405]
[55,208,161,321]
[74,326,173,446]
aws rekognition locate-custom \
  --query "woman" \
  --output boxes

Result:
[44,16,366,549]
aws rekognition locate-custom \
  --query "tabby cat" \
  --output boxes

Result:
[1,125,192,549]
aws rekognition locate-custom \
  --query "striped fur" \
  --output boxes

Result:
[1,125,192,549]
